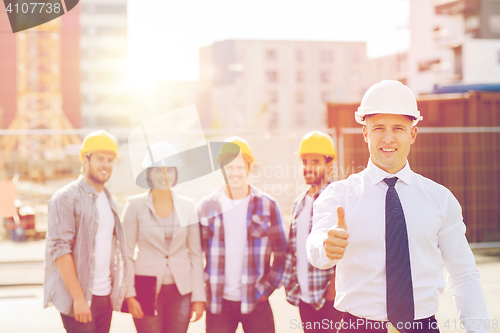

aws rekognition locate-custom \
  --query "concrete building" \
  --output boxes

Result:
[198,40,369,130]
[408,0,500,95]
[367,53,408,86]
[129,81,197,125]
[79,0,129,127]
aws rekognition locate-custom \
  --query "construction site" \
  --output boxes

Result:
[1,0,500,332]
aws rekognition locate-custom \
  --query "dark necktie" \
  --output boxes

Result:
[384,177,414,329]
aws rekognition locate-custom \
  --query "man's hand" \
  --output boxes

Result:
[126,297,144,319]
[323,206,349,260]
[73,297,92,323]
[190,302,205,322]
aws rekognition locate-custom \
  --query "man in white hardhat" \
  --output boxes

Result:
[282,131,343,332]
[306,80,490,332]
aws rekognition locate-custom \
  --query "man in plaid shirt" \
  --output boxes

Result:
[282,131,343,332]
[44,131,127,333]
[198,137,287,333]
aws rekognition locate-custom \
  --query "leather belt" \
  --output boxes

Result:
[341,312,437,333]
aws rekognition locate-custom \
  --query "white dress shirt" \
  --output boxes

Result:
[307,159,490,333]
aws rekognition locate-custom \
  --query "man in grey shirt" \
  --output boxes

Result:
[44,130,127,333]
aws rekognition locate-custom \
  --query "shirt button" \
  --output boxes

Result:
[93,253,95,257]
[91,271,94,275]
[89,288,92,292]
[96,220,99,224]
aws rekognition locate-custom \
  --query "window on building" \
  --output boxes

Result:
[418,59,440,72]
[321,92,331,103]
[296,50,304,62]
[296,71,304,83]
[321,71,331,83]
[269,112,279,128]
[321,50,333,62]
[266,70,278,83]
[296,91,304,104]
[465,15,480,36]
[268,91,278,104]
[266,49,277,61]
[295,110,306,127]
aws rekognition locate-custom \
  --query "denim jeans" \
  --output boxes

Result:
[298,300,343,333]
[133,284,191,333]
[206,299,275,333]
[60,295,112,333]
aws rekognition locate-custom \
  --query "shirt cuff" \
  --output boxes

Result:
[125,286,137,299]
[307,232,338,269]
[52,246,72,262]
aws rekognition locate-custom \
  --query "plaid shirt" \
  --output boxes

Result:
[44,175,127,316]
[198,186,287,314]
[282,181,334,311]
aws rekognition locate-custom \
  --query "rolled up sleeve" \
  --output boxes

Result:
[48,195,76,261]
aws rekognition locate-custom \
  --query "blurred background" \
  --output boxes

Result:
[0,0,499,332]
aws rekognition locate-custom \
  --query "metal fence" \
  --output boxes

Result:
[338,126,500,244]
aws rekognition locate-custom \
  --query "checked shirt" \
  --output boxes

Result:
[282,181,334,311]
[198,185,287,314]
[44,175,127,316]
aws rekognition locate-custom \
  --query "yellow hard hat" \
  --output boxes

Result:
[79,130,119,161]
[298,131,337,161]
[217,136,255,165]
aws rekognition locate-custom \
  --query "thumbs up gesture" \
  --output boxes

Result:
[323,206,349,260]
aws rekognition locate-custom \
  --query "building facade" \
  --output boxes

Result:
[79,0,129,127]
[198,40,370,130]
[408,0,500,95]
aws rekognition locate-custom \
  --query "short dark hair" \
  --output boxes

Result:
[80,154,91,174]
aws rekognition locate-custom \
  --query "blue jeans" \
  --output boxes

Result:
[133,284,191,333]
[60,295,112,333]
[206,299,275,333]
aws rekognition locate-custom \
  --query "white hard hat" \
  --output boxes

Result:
[141,142,183,168]
[355,80,423,126]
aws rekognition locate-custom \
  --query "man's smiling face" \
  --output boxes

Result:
[363,113,417,174]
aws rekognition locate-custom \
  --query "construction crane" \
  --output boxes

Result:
[0,18,80,180]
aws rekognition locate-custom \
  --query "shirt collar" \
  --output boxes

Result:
[366,158,412,186]
[77,174,112,199]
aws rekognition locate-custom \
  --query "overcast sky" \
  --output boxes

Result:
[127,0,410,81]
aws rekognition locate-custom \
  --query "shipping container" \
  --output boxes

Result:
[327,91,500,243]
